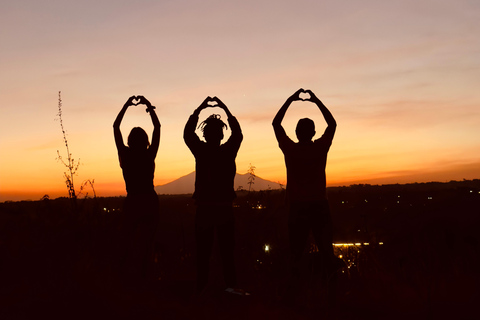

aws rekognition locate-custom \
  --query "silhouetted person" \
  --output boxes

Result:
[114,95,160,283]
[184,96,246,295]
[273,89,337,281]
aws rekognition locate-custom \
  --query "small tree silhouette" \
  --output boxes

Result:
[56,91,80,204]
[56,92,96,210]
[247,163,256,193]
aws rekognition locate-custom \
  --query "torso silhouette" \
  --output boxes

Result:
[278,135,332,202]
[184,115,242,203]
[118,147,155,195]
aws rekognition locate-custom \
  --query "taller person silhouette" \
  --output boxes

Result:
[184,96,247,295]
[273,89,337,281]
[114,95,160,283]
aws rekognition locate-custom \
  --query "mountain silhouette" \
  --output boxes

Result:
[155,172,283,195]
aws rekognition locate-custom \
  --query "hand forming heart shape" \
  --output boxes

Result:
[207,100,219,107]
[132,97,141,105]
[299,91,311,101]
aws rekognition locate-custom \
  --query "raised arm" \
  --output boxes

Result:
[184,97,211,148]
[137,95,161,158]
[305,90,336,141]
[272,88,304,141]
[114,96,136,151]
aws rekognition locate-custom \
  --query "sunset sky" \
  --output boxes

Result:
[1,0,480,201]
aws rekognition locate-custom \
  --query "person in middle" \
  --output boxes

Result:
[184,96,245,295]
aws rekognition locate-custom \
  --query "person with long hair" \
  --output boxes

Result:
[184,96,247,295]
[113,95,160,283]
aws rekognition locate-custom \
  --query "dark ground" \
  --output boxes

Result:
[1,181,480,319]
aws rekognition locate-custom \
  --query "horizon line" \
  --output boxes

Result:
[2,178,479,203]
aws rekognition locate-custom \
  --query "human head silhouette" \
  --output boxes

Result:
[128,127,150,150]
[199,114,228,145]
[296,118,316,142]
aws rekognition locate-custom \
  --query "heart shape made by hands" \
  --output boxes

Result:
[207,100,219,107]
[132,97,141,105]
[299,91,311,101]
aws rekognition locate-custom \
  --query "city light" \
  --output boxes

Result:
[252,203,266,210]
[333,242,384,247]
[264,244,270,253]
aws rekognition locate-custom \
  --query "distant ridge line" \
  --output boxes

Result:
[155,175,480,195]
[154,172,283,195]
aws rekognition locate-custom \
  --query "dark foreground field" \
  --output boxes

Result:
[1,181,480,319]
